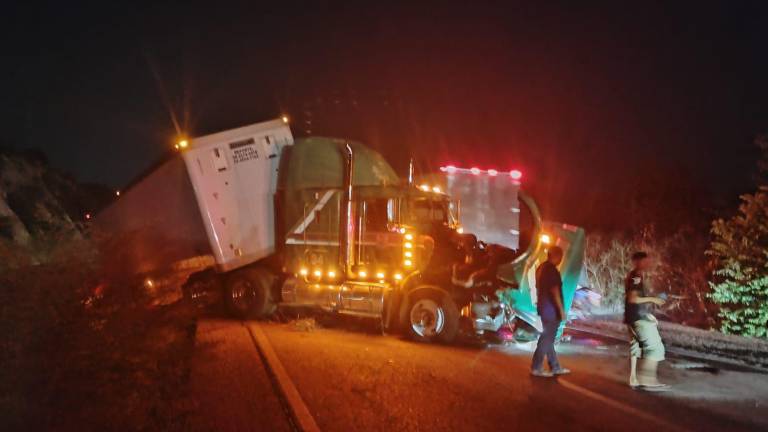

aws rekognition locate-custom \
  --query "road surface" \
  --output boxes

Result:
[189,317,768,432]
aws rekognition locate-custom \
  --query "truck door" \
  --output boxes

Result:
[352,198,405,277]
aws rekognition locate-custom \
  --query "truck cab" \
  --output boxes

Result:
[273,138,469,342]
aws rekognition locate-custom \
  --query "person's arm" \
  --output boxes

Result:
[551,285,566,321]
[627,290,665,306]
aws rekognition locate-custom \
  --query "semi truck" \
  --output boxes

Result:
[95,118,585,343]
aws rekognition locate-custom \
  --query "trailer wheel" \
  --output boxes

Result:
[405,288,459,344]
[182,268,221,307]
[224,267,277,319]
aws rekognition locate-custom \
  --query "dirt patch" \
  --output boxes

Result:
[0,243,200,431]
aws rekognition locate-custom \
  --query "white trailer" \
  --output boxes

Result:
[180,120,293,271]
[95,119,293,274]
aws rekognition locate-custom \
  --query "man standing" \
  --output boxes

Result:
[625,251,669,390]
[531,246,570,377]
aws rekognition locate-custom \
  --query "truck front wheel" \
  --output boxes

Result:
[405,288,459,344]
[224,267,277,319]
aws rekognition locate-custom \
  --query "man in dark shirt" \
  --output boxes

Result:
[625,251,668,390]
[531,246,570,377]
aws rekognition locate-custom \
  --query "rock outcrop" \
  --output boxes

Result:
[0,149,112,247]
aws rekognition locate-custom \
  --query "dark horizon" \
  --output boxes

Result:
[3,1,767,229]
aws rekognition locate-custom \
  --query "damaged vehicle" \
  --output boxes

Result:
[94,118,586,344]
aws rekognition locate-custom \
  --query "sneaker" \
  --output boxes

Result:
[552,367,571,376]
[639,383,671,392]
[531,369,554,377]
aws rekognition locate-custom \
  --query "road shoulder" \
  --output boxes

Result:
[189,319,291,432]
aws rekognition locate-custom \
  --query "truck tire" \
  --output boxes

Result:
[182,268,221,307]
[405,288,459,344]
[224,267,277,319]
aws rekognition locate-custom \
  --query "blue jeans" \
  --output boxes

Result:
[531,319,562,371]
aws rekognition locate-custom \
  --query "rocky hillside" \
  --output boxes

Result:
[0,148,112,248]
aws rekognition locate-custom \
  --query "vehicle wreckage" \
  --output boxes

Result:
[95,118,587,343]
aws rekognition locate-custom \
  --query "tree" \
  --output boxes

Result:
[584,234,633,311]
[586,227,715,326]
[708,187,768,338]
[757,134,768,186]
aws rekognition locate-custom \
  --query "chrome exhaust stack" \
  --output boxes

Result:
[340,142,354,277]
[408,157,415,186]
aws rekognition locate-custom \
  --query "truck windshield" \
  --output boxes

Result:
[404,198,449,229]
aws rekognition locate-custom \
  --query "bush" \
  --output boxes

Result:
[585,227,715,327]
[708,187,768,338]
[584,233,633,311]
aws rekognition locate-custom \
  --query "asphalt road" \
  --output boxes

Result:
[190,317,768,432]
[189,320,292,432]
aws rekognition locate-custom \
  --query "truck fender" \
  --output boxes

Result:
[387,271,423,330]
[383,271,421,332]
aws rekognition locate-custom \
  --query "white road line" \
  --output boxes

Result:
[246,321,683,432]
[558,379,689,432]
[246,323,321,432]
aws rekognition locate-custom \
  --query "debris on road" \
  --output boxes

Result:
[292,317,320,332]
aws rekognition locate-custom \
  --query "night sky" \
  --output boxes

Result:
[3,2,767,230]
